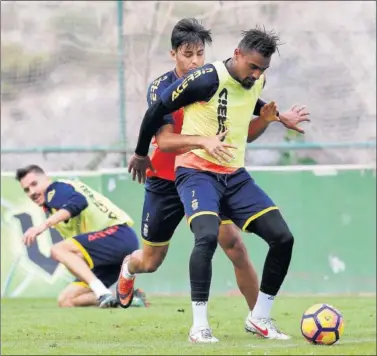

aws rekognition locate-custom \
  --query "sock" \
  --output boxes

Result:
[192,301,209,329]
[121,259,135,279]
[89,279,111,298]
[251,291,275,319]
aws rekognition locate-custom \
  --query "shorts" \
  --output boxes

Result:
[141,176,232,246]
[141,177,185,246]
[175,167,278,231]
[71,224,139,288]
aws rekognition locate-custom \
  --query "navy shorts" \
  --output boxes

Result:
[175,167,278,231]
[71,224,139,288]
[141,177,232,245]
[141,177,185,246]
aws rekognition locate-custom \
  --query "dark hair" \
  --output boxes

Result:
[238,25,281,57]
[15,164,45,181]
[171,18,212,50]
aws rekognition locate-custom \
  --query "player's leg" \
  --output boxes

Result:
[57,282,98,307]
[50,237,116,307]
[175,167,224,343]
[117,178,184,308]
[128,179,184,273]
[224,168,293,339]
[218,221,259,311]
[76,223,140,309]
[244,210,293,338]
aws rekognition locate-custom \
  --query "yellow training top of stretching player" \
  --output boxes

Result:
[43,179,133,239]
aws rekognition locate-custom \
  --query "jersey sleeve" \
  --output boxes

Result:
[134,64,220,156]
[160,63,219,112]
[147,75,174,125]
[45,182,88,218]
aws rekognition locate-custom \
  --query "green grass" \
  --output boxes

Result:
[1,296,376,355]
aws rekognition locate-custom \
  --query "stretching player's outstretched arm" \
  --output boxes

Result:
[23,182,88,246]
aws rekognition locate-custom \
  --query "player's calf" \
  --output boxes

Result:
[128,244,169,274]
[51,241,116,307]
[189,215,220,340]
[218,224,259,311]
[244,210,294,338]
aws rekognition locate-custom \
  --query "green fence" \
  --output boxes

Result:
[1,166,376,298]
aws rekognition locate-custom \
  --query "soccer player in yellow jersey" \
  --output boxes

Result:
[129,27,310,342]
[16,164,141,308]
[117,18,261,315]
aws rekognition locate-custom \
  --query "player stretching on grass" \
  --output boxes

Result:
[121,19,308,342]
[16,165,145,308]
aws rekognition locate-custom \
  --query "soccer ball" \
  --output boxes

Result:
[301,303,344,345]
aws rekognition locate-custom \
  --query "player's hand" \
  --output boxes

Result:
[201,130,237,163]
[23,225,45,247]
[128,153,155,184]
[260,101,279,122]
[279,104,311,134]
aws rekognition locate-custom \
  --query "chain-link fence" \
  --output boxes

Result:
[1,1,376,170]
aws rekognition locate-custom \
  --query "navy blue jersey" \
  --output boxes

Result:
[147,69,180,126]
[44,181,88,218]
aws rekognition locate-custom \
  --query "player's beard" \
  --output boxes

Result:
[241,77,256,89]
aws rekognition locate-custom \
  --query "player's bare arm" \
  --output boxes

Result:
[23,209,72,246]
[22,179,88,246]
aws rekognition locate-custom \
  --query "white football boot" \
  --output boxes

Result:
[245,316,291,340]
[188,327,219,343]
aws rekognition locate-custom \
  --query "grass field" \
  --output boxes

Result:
[1,295,376,355]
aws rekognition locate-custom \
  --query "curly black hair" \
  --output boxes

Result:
[238,25,282,57]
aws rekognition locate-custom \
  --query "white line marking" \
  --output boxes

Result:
[1,164,375,177]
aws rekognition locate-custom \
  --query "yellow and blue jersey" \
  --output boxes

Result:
[43,179,133,239]
[135,60,265,173]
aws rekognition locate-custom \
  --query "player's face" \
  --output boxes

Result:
[234,48,271,89]
[20,172,49,206]
[171,42,205,77]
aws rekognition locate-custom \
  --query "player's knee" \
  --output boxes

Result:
[228,237,247,257]
[218,224,240,250]
[191,215,219,253]
[57,294,73,308]
[247,210,294,248]
[221,235,249,268]
[271,228,294,249]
